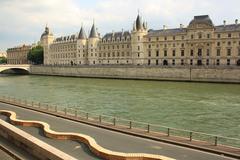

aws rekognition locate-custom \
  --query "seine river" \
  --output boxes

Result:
[0,74,240,141]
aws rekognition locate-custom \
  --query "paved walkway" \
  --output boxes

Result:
[0,102,237,160]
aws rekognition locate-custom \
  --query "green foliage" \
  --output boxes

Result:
[27,45,43,65]
[0,56,7,64]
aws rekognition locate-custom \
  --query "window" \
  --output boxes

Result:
[190,59,193,65]
[228,41,231,46]
[164,37,167,41]
[181,59,184,65]
[156,60,159,65]
[227,49,231,56]
[138,53,140,57]
[217,49,221,56]
[156,50,159,57]
[172,50,176,57]
[181,50,185,57]
[172,59,175,65]
[173,36,176,40]
[216,59,220,65]
[206,59,209,65]
[148,59,151,65]
[198,49,202,56]
[207,34,210,39]
[217,42,221,46]
[182,36,185,40]
[217,34,221,38]
[156,37,159,41]
[228,33,232,38]
[148,44,151,49]
[181,43,185,48]
[207,49,210,56]
[191,35,194,39]
[198,34,202,39]
[148,51,151,57]
[190,50,194,56]
[138,46,140,51]
[164,50,167,57]
[148,38,151,42]
[227,59,231,65]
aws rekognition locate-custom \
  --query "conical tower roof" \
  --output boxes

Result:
[136,14,143,31]
[89,22,98,38]
[78,26,87,39]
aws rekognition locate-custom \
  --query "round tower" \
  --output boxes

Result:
[131,13,148,65]
[77,25,88,65]
[88,22,100,65]
[40,25,54,65]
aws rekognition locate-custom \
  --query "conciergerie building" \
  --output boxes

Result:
[40,14,240,66]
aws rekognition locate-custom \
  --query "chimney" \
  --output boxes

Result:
[180,24,184,29]
[163,25,167,30]
[235,19,238,25]
[223,20,226,27]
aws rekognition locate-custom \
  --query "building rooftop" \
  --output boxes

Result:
[102,31,131,40]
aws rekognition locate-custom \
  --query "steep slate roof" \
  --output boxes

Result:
[89,23,98,38]
[55,34,77,42]
[215,24,240,32]
[78,26,87,39]
[147,28,187,37]
[189,15,214,27]
[102,31,131,40]
[41,26,51,38]
[136,14,143,31]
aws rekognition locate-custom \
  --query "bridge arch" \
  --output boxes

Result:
[0,65,30,74]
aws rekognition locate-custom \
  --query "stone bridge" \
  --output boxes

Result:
[0,64,30,74]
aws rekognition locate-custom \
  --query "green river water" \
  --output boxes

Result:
[0,74,240,144]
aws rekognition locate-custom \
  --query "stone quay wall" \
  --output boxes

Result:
[29,65,240,83]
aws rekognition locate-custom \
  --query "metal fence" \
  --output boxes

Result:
[0,96,239,148]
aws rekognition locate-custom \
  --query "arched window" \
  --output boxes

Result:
[163,60,168,66]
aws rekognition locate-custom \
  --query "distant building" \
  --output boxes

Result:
[41,14,240,66]
[7,45,32,64]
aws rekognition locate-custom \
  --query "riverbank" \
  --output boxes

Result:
[29,65,240,83]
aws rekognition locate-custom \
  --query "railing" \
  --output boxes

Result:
[0,95,240,148]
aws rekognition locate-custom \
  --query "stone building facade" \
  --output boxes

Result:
[7,45,32,64]
[41,14,240,66]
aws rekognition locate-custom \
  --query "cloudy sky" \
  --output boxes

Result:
[0,0,239,51]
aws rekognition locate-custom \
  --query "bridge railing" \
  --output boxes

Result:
[0,95,240,148]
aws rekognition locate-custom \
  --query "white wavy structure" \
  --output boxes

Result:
[0,110,175,160]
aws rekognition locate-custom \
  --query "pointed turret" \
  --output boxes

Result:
[78,26,87,39]
[143,21,147,30]
[133,21,137,31]
[89,22,98,38]
[136,14,143,31]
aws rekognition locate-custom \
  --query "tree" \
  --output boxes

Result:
[0,57,7,64]
[27,45,43,65]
